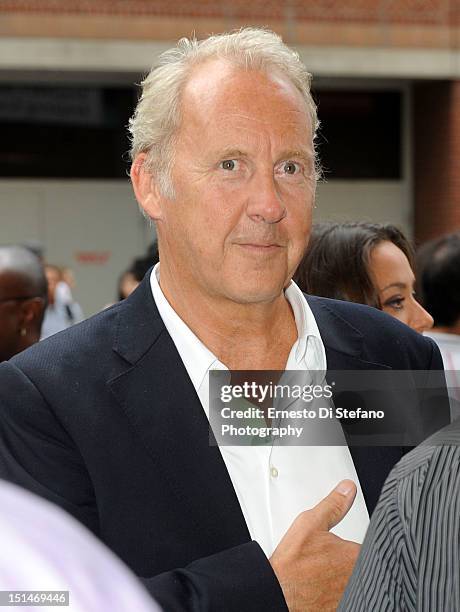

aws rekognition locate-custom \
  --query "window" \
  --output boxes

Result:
[313,90,402,179]
[0,85,136,178]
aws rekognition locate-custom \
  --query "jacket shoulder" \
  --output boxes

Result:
[306,294,440,370]
[11,301,125,379]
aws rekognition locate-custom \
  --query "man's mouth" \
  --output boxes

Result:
[236,243,282,252]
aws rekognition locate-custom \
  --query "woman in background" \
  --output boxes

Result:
[295,221,433,334]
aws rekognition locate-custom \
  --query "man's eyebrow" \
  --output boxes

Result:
[216,148,246,159]
[280,150,314,162]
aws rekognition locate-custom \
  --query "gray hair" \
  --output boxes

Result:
[129,27,319,200]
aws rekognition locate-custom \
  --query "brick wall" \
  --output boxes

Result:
[413,81,460,244]
[0,0,458,46]
[0,0,455,24]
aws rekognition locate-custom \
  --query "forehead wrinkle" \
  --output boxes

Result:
[206,113,311,146]
[213,106,307,123]
[182,64,310,127]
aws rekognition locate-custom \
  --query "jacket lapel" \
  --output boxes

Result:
[307,295,404,514]
[108,275,250,549]
[306,295,388,370]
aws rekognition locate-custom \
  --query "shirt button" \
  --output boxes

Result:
[270,466,279,478]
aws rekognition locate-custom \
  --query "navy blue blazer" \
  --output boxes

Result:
[0,274,447,611]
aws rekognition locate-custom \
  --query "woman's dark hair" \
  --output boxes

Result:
[416,232,460,327]
[294,222,414,308]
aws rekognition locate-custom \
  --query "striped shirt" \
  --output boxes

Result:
[339,419,460,611]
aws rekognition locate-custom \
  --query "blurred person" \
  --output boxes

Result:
[0,479,159,612]
[417,233,460,419]
[117,243,160,300]
[0,29,447,611]
[0,246,47,362]
[117,269,139,300]
[295,221,433,333]
[61,266,76,290]
[56,266,84,321]
[41,265,83,339]
[417,233,460,365]
[339,418,460,611]
[131,241,160,282]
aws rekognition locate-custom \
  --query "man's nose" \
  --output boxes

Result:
[246,172,287,224]
[411,298,434,334]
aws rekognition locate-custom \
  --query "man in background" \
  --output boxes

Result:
[0,245,47,362]
[418,232,460,418]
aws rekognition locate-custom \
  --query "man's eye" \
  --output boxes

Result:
[220,159,237,171]
[283,161,300,175]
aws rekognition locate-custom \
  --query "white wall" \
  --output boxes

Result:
[0,179,153,316]
[315,180,412,235]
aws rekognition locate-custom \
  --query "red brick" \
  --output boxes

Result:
[413,81,460,244]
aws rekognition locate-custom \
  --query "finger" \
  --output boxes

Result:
[309,480,357,531]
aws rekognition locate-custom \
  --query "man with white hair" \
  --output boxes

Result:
[0,29,446,610]
[0,245,47,362]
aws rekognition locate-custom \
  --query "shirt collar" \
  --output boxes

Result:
[284,281,326,368]
[150,263,326,392]
[150,263,218,392]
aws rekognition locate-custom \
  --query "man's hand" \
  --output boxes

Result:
[270,480,361,611]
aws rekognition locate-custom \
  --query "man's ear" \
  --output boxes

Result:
[130,153,164,221]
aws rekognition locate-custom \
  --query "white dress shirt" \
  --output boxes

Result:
[151,265,369,556]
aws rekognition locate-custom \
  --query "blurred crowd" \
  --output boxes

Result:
[0,240,159,362]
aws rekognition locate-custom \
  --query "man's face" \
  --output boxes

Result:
[0,272,26,361]
[150,60,315,305]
